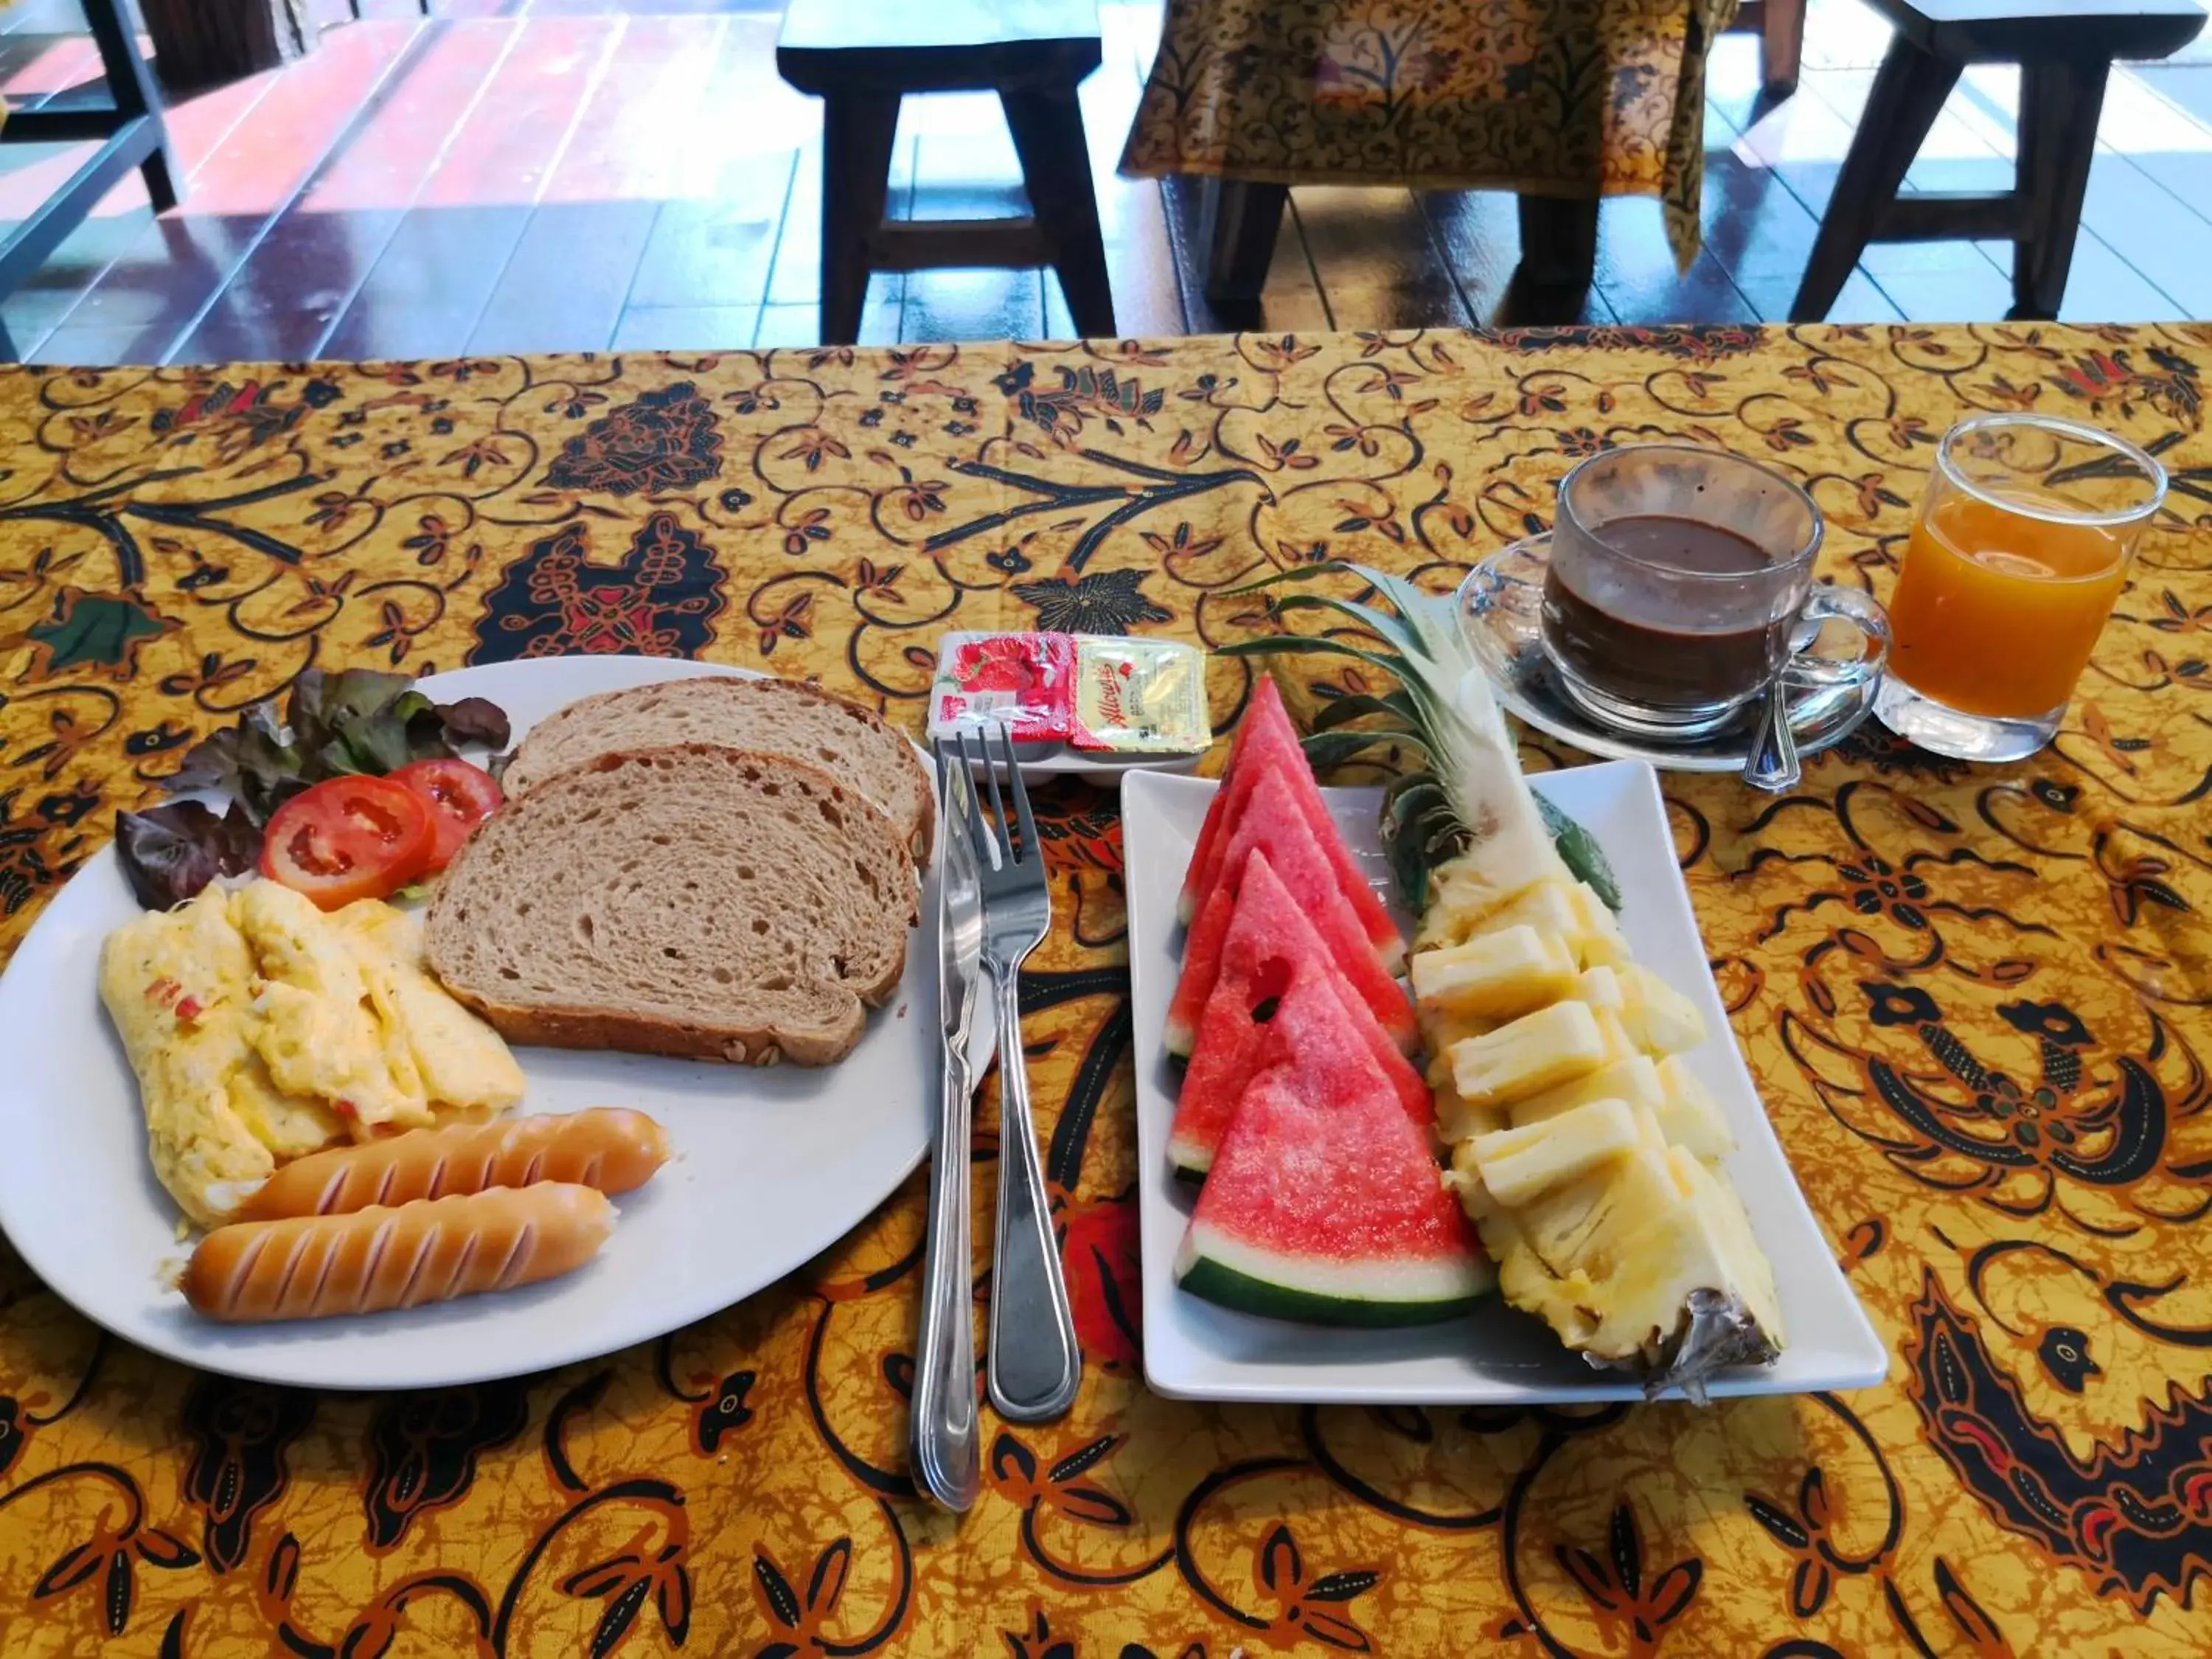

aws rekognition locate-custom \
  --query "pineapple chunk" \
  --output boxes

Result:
[1516,1141,1680,1276]
[1537,1155,1784,1368]
[1618,964,1706,1056]
[1411,925,1579,1024]
[1567,883,1631,967]
[1473,880,1585,950]
[1422,1012,1495,1071]
[1670,1150,1785,1345]
[1512,1055,1666,1127]
[1653,1057,1734,1159]
[1444,1137,1497,1221]
[1414,832,1569,950]
[1449,1000,1607,1108]
[1592,1008,1639,1068]
[1432,1072,1509,1144]
[1574,965,1624,1014]
[1469,1099,1641,1207]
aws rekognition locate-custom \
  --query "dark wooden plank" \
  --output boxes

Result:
[627,153,797,313]
[538,12,729,204]
[901,266,1043,341]
[323,15,619,357]
[611,303,762,353]
[757,280,901,347]
[1292,185,1471,330]
[1732,267,1905,324]
[468,200,659,353]
[1599,243,1760,325]
[1417,189,1523,324]
[178,16,518,363]
[1975,229,2184,320]
[2075,151,2212,319]
[13,44,294,358]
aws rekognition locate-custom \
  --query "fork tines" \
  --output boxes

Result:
[954,728,1038,870]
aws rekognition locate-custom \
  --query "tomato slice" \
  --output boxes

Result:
[261,775,434,908]
[389,758,504,872]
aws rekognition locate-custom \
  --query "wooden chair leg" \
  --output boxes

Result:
[1761,0,1805,96]
[1200,178,1288,307]
[2011,59,2111,321]
[84,0,178,212]
[1000,85,1117,338]
[818,91,902,346]
[1517,195,1599,289]
[1789,37,1959,321]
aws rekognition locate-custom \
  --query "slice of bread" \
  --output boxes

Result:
[501,674,933,858]
[424,745,918,1067]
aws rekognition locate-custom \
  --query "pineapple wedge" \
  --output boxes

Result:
[1411,925,1579,1024]
[1617,964,1706,1056]
[1414,841,1559,951]
[1449,1001,1607,1107]
[1567,882,1631,967]
[1574,964,1624,1014]
[1467,1099,1641,1207]
[1432,1072,1509,1144]
[1512,1055,1667,1127]
[1472,880,1590,959]
[1653,1057,1734,1159]
[1511,1137,1680,1276]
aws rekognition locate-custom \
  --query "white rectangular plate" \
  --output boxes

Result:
[1123,761,1888,1405]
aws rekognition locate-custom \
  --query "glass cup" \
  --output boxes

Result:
[1542,444,1889,742]
[1874,414,2166,762]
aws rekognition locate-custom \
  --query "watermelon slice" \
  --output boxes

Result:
[1169,852,1429,1180]
[1178,676,1404,972]
[1165,773,1417,1057]
[1175,975,1492,1326]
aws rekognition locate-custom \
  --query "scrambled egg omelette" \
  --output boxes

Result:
[100,880,526,1228]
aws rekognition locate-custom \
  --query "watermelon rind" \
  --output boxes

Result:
[1175,1220,1496,1326]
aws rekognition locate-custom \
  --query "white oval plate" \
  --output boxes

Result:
[0,656,933,1390]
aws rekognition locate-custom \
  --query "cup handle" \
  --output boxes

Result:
[1787,583,1890,692]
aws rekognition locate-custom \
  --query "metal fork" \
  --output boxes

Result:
[956,728,1082,1422]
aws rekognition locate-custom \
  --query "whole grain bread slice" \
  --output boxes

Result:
[424,745,918,1067]
[501,674,933,858]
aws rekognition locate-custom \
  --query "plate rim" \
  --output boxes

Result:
[0,655,934,1391]
[1122,761,1890,1405]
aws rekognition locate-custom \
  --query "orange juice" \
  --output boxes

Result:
[1886,491,2132,718]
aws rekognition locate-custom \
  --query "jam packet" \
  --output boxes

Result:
[1071,636,1211,754]
[928,631,1076,743]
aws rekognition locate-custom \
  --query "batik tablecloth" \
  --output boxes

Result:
[0,326,2207,1655]
[1119,0,1741,265]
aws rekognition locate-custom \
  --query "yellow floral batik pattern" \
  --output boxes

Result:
[1,325,2209,1655]
[1120,0,1742,265]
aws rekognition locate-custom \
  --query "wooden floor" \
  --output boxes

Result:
[1,0,2208,364]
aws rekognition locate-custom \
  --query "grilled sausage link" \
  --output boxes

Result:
[182,1184,614,1321]
[238,1109,669,1220]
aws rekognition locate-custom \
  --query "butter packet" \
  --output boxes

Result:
[1071,636,1211,754]
[928,631,1076,744]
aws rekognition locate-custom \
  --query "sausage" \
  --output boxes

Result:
[182,1184,614,1322]
[237,1108,669,1221]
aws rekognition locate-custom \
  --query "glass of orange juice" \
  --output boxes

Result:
[1874,414,2166,762]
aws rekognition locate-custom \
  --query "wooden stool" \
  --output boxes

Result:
[776,0,1117,344]
[1790,0,2205,322]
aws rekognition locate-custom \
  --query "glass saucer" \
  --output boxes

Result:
[1455,534,1883,773]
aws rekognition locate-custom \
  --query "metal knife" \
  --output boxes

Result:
[911,748,987,1511]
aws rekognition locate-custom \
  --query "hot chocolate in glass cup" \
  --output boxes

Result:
[1541,445,1887,743]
